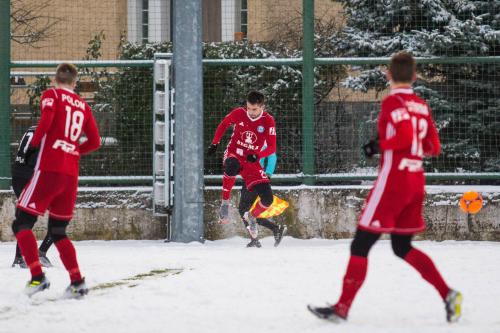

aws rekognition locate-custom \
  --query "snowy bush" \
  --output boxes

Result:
[334,0,500,173]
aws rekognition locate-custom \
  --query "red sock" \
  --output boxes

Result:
[250,201,268,218]
[16,229,43,278]
[222,174,236,200]
[55,238,82,283]
[404,248,449,299]
[334,255,368,318]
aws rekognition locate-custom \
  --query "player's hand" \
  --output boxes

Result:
[23,146,37,165]
[246,154,258,163]
[207,143,218,156]
[362,139,380,158]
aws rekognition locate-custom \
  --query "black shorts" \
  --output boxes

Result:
[12,175,31,199]
[238,183,259,217]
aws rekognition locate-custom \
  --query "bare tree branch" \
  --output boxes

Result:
[10,0,62,47]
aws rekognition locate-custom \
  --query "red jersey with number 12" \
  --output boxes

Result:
[212,107,276,160]
[30,87,100,177]
[377,87,440,191]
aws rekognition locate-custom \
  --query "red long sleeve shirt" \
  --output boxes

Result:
[30,87,101,177]
[377,87,441,185]
[212,107,277,160]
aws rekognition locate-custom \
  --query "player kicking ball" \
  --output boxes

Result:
[307,52,462,323]
[238,147,286,248]
[207,91,285,245]
[11,63,101,298]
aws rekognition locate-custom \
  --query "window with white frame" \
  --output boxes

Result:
[142,0,149,43]
[221,0,246,41]
[240,0,247,38]
[128,0,170,44]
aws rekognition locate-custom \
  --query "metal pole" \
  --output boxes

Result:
[171,0,204,242]
[302,0,315,185]
[0,0,11,189]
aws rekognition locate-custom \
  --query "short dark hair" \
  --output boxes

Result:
[389,51,416,83]
[55,63,78,85]
[247,90,265,105]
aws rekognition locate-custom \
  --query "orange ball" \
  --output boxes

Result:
[459,191,483,214]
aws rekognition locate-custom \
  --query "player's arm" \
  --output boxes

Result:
[207,110,237,155]
[423,113,441,157]
[262,153,277,176]
[378,97,413,151]
[211,110,237,145]
[30,90,57,148]
[257,118,277,158]
[79,108,101,155]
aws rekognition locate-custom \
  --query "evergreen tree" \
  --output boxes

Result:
[335,0,500,172]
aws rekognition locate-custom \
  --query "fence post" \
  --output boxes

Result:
[302,0,315,185]
[171,0,204,242]
[0,0,11,189]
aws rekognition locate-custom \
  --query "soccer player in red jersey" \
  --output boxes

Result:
[308,52,462,323]
[207,91,277,241]
[12,63,101,298]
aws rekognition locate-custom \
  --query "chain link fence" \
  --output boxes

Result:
[4,0,500,186]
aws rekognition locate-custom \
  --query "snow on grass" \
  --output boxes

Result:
[1,238,499,333]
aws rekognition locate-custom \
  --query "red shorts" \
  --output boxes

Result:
[17,170,78,220]
[224,153,269,190]
[357,185,425,235]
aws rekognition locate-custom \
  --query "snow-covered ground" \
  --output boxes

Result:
[1,238,499,333]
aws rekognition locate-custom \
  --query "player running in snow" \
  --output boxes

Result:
[11,126,54,269]
[307,52,462,323]
[238,146,286,248]
[12,63,101,298]
[207,91,284,242]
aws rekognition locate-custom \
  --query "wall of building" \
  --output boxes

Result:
[247,0,343,42]
[11,0,127,61]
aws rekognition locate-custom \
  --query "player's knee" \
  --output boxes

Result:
[253,183,273,207]
[48,217,70,243]
[224,158,240,177]
[11,210,37,235]
[350,229,380,257]
[391,234,413,259]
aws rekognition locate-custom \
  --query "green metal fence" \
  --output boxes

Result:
[3,55,500,187]
[2,0,500,188]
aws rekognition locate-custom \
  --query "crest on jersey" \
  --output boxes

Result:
[242,131,257,144]
[41,98,54,109]
[257,126,264,133]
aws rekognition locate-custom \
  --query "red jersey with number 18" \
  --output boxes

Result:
[30,87,100,177]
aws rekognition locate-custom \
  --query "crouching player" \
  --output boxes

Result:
[238,146,286,248]
[12,63,101,298]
